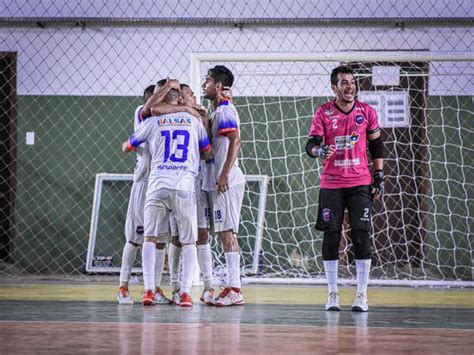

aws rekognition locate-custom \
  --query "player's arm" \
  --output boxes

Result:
[306,108,335,160]
[141,79,180,118]
[217,129,240,193]
[151,102,200,118]
[198,120,213,160]
[368,130,384,196]
[200,146,213,161]
[305,136,335,160]
[122,118,152,153]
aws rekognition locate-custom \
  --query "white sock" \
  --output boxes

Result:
[142,241,156,291]
[154,248,166,288]
[181,244,197,294]
[119,242,137,284]
[225,252,241,289]
[197,243,213,290]
[324,260,339,294]
[356,259,371,294]
[168,243,182,293]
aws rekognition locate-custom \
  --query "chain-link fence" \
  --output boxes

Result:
[0,1,472,284]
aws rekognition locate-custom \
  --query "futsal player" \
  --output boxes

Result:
[180,83,215,305]
[124,86,212,307]
[117,82,176,305]
[201,65,246,306]
[305,65,384,312]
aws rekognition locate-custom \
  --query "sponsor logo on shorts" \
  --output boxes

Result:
[136,226,144,235]
[355,115,364,124]
[322,208,332,222]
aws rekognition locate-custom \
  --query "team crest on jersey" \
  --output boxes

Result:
[322,208,332,222]
[350,132,360,144]
[324,109,334,116]
[355,115,364,124]
[136,226,144,235]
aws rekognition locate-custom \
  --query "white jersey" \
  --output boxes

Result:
[128,112,211,193]
[202,100,246,191]
[132,105,151,182]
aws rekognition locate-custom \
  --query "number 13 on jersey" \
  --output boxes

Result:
[161,129,190,163]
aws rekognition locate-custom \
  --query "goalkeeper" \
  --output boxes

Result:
[305,65,384,312]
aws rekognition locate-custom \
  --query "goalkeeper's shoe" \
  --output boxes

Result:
[117,286,134,305]
[200,288,216,306]
[351,292,369,312]
[325,292,341,311]
[154,287,172,304]
[142,289,155,306]
[214,287,244,307]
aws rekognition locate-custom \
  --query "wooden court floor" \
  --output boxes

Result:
[0,284,473,354]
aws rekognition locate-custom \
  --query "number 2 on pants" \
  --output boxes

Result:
[161,129,190,163]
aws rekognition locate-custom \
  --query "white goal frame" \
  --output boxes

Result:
[190,51,474,287]
[85,173,270,274]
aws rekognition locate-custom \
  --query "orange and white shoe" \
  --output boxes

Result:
[117,286,134,305]
[178,292,193,307]
[214,287,244,307]
[200,288,215,306]
[142,289,155,306]
[154,287,172,304]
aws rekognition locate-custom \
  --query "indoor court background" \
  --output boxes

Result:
[0,0,473,353]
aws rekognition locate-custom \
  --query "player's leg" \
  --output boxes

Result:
[173,190,198,307]
[347,185,373,312]
[169,236,182,296]
[212,183,245,307]
[154,240,172,304]
[168,213,182,297]
[197,190,215,305]
[316,187,344,311]
[141,190,170,305]
[118,180,146,304]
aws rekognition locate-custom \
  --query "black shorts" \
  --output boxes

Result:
[315,185,373,232]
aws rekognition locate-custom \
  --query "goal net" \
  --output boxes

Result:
[86,173,269,276]
[192,52,473,286]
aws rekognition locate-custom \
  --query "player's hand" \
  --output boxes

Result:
[371,169,384,197]
[314,145,335,160]
[194,105,207,117]
[185,106,200,118]
[217,173,230,193]
[122,141,130,153]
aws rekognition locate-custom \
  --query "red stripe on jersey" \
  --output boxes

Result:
[127,140,137,152]
[200,144,212,152]
[218,127,238,136]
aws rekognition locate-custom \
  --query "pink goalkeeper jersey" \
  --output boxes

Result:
[309,100,380,189]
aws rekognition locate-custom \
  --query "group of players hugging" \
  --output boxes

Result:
[117,64,384,312]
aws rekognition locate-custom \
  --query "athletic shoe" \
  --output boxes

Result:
[142,289,155,306]
[179,292,193,307]
[154,287,172,304]
[117,286,134,305]
[351,292,369,312]
[325,292,341,311]
[200,288,215,306]
[214,287,244,307]
[172,291,181,306]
